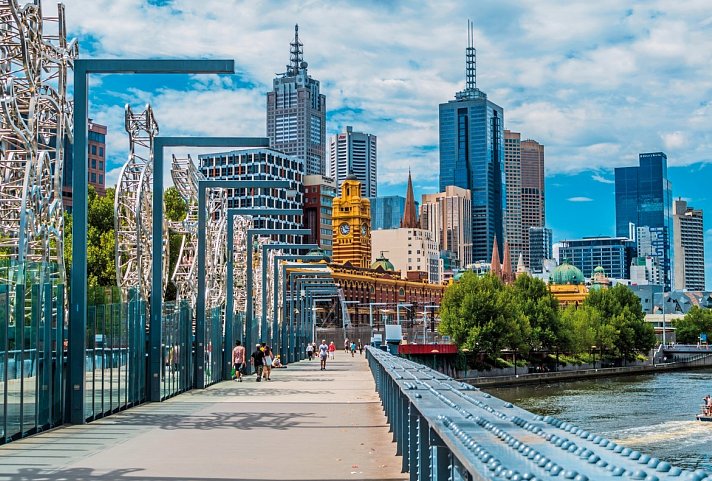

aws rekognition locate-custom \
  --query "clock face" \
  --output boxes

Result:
[361,224,368,236]
[339,223,350,236]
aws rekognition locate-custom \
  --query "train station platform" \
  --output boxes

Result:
[0,353,405,481]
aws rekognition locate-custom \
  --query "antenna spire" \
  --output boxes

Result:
[465,19,477,91]
[288,24,304,75]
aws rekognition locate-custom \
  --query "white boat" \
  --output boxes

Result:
[697,404,712,422]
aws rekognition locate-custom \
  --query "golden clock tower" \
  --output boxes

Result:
[332,175,371,268]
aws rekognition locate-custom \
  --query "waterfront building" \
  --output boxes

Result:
[302,175,336,258]
[420,185,472,269]
[63,119,107,210]
[198,148,304,242]
[557,236,636,280]
[328,126,377,197]
[332,175,371,268]
[266,25,326,176]
[673,199,705,291]
[439,21,505,262]
[529,227,553,274]
[615,152,673,289]
[370,196,410,230]
[547,260,588,307]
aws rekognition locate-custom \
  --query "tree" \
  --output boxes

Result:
[673,306,712,344]
[87,186,116,287]
[165,187,187,222]
[512,274,563,351]
[440,272,530,359]
[164,187,188,302]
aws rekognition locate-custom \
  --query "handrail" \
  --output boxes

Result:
[365,346,706,481]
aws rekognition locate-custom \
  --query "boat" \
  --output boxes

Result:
[697,404,712,422]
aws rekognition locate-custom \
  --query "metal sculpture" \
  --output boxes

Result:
[231,213,252,312]
[0,1,76,286]
[114,104,168,301]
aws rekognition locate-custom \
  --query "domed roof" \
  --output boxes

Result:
[551,260,585,285]
[371,254,394,271]
[306,248,330,263]
[593,266,606,275]
[345,173,358,181]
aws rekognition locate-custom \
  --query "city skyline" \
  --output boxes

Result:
[67,0,712,287]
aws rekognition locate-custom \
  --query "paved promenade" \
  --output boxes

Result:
[0,353,405,481]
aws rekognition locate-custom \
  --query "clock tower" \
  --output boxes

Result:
[332,174,371,268]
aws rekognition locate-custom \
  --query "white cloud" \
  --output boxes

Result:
[567,197,593,202]
[591,174,614,184]
[661,131,687,150]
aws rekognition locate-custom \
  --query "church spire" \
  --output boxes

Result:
[288,24,304,75]
[490,236,502,278]
[401,169,419,228]
[502,240,513,283]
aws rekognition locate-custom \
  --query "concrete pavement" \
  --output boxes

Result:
[0,352,406,481]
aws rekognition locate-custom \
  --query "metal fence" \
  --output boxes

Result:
[366,346,707,481]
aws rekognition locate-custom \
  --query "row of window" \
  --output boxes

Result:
[89,144,105,157]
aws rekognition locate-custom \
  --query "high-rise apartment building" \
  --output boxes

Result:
[528,227,552,274]
[302,175,336,258]
[370,196,406,230]
[332,175,371,268]
[558,236,636,280]
[439,21,505,263]
[198,148,304,242]
[62,120,107,210]
[266,25,326,176]
[504,131,522,271]
[328,126,377,197]
[615,152,673,289]
[673,199,705,290]
[420,185,472,269]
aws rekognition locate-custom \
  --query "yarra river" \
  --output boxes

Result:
[486,368,712,472]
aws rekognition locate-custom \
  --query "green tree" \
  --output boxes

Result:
[86,186,116,287]
[672,306,712,344]
[439,272,530,359]
[512,274,564,351]
[164,187,188,302]
[165,186,187,222]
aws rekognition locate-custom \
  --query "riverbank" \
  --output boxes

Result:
[462,358,712,387]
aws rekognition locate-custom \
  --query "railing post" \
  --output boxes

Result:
[429,428,450,481]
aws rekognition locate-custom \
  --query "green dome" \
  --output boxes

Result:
[551,260,585,285]
[593,266,606,275]
[306,248,330,263]
[371,254,394,271]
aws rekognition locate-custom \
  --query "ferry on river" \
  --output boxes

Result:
[697,404,712,422]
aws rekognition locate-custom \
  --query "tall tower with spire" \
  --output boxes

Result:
[439,20,505,264]
[267,24,326,176]
[401,169,419,228]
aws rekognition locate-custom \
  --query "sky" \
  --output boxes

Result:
[63,0,712,288]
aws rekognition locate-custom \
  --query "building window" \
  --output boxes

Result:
[90,145,97,155]
[90,173,96,182]
[91,159,96,169]
[99,175,103,184]
[98,161,103,171]
[99,147,104,157]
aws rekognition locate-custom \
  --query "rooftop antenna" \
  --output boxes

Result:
[465,19,476,91]
[288,23,304,75]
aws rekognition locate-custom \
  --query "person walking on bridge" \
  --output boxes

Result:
[232,340,245,382]
[319,340,329,370]
[250,344,264,382]
[328,341,336,359]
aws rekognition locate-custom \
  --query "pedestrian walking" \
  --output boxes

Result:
[232,340,245,382]
[262,344,273,381]
[250,344,264,381]
[358,339,363,356]
[319,339,329,370]
[328,341,336,359]
[350,341,356,357]
[306,343,314,360]
[344,338,350,353]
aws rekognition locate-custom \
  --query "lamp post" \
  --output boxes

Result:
[71,59,235,421]
[423,305,439,344]
[591,345,597,370]
[396,303,412,325]
[369,302,388,331]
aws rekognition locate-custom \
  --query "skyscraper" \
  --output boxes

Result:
[266,25,326,176]
[504,130,522,271]
[528,227,552,274]
[615,152,673,289]
[439,21,505,263]
[302,175,336,258]
[673,199,705,290]
[420,185,472,269]
[369,196,406,230]
[558,236,636,280]
[328,126,377,197]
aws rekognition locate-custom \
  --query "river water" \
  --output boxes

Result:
[485,368,712,472]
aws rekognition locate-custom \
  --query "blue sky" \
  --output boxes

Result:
[64,0,712,288]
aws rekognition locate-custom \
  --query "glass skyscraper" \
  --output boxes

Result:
[438,22,505,262]
[369,196,410,231]
[615,152,673,289]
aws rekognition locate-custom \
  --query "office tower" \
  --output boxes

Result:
[439,21,505,263]
[504,130,522,271]
[557,236,636,280]
[673,199,705,290]
[370,196,406,230]
[371,228,441,284]
[420,185,472,269]
[198,148,303,242]
[332,175,371,268]
[303,175,336,258]
[266,25,326,176]
[328,126,377,197]
[615,152,673,289]
[62,120,107,211]
[528,227,552,274]
[630,256,662,286]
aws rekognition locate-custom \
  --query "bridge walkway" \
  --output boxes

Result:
[0,353,405,481]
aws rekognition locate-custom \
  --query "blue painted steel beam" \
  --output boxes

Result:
[71,58,234,424]
[287,271,333,361]
[295,281,337,352]
[151,136,269,400]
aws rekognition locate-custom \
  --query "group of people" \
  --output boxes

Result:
[703,395,712,416]
[344,338,364,357]
[231,340,283,382]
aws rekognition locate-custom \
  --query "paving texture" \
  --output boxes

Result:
[0,353,406,481]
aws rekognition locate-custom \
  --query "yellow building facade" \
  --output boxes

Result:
[332,175,371,268]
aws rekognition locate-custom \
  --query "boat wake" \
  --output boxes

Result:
[608,420,712,447]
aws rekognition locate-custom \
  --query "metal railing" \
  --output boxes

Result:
[366,346,708,481]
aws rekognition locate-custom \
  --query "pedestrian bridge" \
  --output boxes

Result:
[2,349,710,481]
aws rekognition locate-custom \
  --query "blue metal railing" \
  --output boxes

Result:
[366,347,710,481]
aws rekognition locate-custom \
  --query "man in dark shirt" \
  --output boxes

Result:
[250,344,265,382]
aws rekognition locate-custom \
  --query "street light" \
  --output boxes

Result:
[591,345,597,370]
[396,303,412,325]
[369,302,388,330]
[422,305,439,344]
